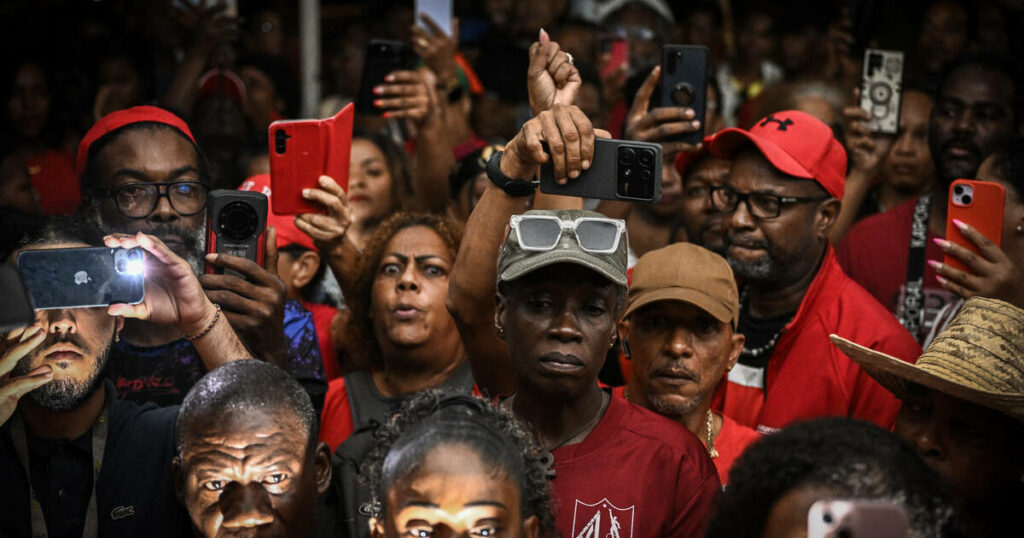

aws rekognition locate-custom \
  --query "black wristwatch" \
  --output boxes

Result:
[486,150,537,197]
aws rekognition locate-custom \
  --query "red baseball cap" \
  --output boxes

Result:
[673,135,714,177]
[708,110,846,199]
[238,174,317,252]
[76,106,197,178]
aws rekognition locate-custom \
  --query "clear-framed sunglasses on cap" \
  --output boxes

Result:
[510,214,626,254]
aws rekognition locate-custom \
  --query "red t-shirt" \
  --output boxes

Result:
[715,248,921,434]
[609,385,758,486]
[300,301,340,380]
[551,391,720,538]
[714,415,759,486]
[26,149,78,215]
[319,377,355,452]
[837,196,957,342]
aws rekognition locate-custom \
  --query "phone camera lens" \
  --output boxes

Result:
[823,513,833,524]
[672,82,695,106]
[962,194,972,205]
[619,147,637,166]
[954,185,963,195]
[641,169,652,180]
[639,149,655,166]
[220,202,259,241]
[274,129,290,155]
[837,529,852,538]
[116,260,127,273]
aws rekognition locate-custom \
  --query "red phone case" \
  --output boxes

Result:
[268,102,355,215]
[944,179,1005,273]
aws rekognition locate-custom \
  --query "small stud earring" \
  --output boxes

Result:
[1017,224,1023,233]
[496,326,505,337]
[115,332,120,343]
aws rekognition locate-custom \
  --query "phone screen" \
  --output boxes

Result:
[17,247,146,310]
[415,0,452,35]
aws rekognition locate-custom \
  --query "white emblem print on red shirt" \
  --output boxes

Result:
[571,498,634,538]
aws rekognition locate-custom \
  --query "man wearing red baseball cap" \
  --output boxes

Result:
[706,109,921,433]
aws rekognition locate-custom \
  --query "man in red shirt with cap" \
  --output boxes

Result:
[706,110,921,433]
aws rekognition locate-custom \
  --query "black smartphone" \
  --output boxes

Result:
[0,264,35,331]
[538,139,663,202]
[356,40,412,115]
[205,190,268,278]
[16,246,146,310]
[653,45,709,146]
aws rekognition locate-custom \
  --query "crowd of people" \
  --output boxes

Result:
[1,0,1023,537]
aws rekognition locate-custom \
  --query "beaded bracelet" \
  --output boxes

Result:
[185,304,222,342]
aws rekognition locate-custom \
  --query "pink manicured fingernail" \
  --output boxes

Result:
[933,238,950,249]
[373,86,383,95]
[302,188,311,197]
[936,275,948,285]
[382,112,390,118]
[927,260,942,270]
[385,74,395,82]
[953,218,968,230]
[373,99,383,107]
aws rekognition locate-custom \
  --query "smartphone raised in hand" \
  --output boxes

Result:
[653,45,709,145]
[538,138,663,202]
[860,48,904,134]
[944,179,1005,273]
[17,246,146,310]
[356,40,413,115]
[268,103,354,215]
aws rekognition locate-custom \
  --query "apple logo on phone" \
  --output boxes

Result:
[74,271,90,285]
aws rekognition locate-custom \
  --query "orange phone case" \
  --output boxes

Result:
[944,179,1005,273]
[268,102,354,215]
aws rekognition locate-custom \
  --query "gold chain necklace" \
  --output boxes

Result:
[625,387,719,458]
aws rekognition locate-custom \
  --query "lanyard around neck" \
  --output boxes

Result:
[899,193,932,341]
[10,407,108,538]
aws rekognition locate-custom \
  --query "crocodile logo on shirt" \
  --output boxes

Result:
[571,498,634,538]
[110,506,135,520]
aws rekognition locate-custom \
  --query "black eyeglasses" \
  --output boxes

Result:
[96,181,210,219]
[709,185,829,219]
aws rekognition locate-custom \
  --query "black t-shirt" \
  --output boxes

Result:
[0,381,190,537]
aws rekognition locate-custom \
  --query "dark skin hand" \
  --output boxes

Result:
[374,70,431,122]
[625,66,702,156]
[502,104,596,184]
[411,14,459,81]
[527,28,581,116]
[930,219,1024,309]
[200,227,291,366]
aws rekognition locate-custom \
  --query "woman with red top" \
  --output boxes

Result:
[317,212,470,452]
[3,60,78,215]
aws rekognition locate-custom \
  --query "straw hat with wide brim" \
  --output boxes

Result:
[830,297,1024,422]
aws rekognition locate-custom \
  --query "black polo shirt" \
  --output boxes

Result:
[0,380,191,537]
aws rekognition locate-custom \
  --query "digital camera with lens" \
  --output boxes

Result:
[205,190,268,278]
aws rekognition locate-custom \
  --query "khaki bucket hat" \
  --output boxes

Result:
[830,297,1024,422]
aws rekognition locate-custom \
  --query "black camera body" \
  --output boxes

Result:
[538,138,663,202]
[205,190,268,278]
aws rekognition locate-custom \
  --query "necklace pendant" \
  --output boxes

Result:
[708,447,719,458]
[539,449,556,479]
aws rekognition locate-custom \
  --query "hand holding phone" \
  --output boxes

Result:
[356,40,413,115]
[540,138,663,202]
[944,180,1004,273]
[626,65,703,155]
[651,45,709,146]
[501,105,596,186]
[269,102,355,215]
[932,180,1024,307]
[103,233,218,334]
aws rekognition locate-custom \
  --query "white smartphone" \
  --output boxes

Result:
[415,0,453,35]
[808,500,909,538]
